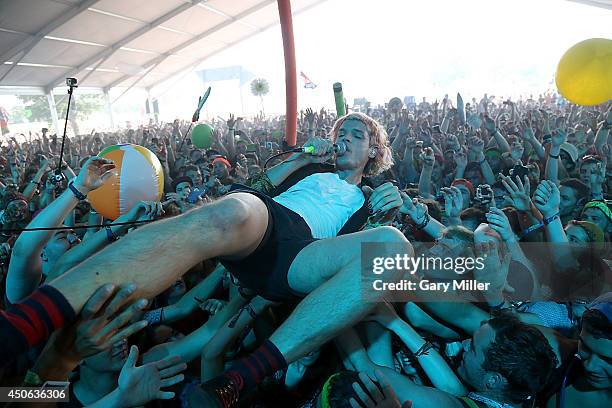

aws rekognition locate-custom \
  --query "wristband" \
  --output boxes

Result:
[543,212,560,225]
[68,181,87,200]
[228,303,259,328]
[415,212,430,230]
[521,222,544,238]
[548,152,560,159]
[413,341,435,357]
[478,157,487,165]
[105,225,119,242]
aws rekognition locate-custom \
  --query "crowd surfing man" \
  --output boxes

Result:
[0,93,610,408]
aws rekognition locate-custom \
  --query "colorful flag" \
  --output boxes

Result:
[0,106,9,135]
[300,71,317,89]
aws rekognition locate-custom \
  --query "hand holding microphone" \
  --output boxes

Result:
[293,138,346,163]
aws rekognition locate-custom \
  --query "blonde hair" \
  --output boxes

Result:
[329,112,394,176]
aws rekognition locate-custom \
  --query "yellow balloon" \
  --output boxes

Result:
[555,38,612,106]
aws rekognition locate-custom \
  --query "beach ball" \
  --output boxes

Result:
[192,123,214,149]
[556,38,612,106]
[88,144,164,220]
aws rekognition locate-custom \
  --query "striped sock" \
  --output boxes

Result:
[224,339,287,390]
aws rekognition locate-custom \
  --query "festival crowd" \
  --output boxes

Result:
[0,92,610,408]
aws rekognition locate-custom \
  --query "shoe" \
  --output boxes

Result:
[187,373,243,408]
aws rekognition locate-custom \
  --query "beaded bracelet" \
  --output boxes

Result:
[143,308,163,325]
[415,213,430,230]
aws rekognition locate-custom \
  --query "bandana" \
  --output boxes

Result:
[212,157,232,169]
[452,178,475,196]
[582,201,612,223]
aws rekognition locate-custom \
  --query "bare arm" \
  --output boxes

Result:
[370,303,467,396]
[144,264,225,325]
[6,157,115,303]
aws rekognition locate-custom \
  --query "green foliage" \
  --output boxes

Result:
[16,93,105,123]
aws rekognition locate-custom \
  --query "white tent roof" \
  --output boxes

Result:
[0,0,326,93]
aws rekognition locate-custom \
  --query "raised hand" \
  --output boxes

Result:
[441,186,463,218]
[74,156,115,193]
[50,284,149,363]
[533,180,560,218]
[550,127,567,148]
[420,147,435,167]
[446,134,460,152]
[226,114,242,130]
[510,141,524,162]
[304,108,317,130]
[485,207,516,242]
[501,174,532,212]
[520,120,535,142]
[117,346,186,407]
[399,192,428,223]
[483,115,497,134]
[453,147,468,168]
[468,136,485,159]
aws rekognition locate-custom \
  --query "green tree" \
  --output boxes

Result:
[17,93,104,135]
[17,94,104,122]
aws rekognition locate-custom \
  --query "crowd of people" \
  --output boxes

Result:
[0,91,610,408]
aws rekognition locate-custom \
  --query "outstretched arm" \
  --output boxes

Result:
[47,202,164,281]
[367,302,467,396]
[142,263,225,325]
[6,157,115,303]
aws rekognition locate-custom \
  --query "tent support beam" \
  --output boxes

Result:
[46,92,61,136]
[104,91,114,129]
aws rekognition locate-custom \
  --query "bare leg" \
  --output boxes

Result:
[49,193,269,313]
[272,226,413,363]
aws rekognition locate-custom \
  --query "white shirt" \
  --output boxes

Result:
[273,173,364,239]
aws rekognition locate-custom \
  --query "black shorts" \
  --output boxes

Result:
[219,185,318,301]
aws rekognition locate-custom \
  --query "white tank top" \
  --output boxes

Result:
[273,173,364,239]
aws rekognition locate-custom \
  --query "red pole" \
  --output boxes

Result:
[277,0,297,147]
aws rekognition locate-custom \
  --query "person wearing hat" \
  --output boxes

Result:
[211,156,234,186]
[165,176,199,214]
[581,201,612,236]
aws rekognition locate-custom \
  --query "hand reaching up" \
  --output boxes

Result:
[116,345,186,407]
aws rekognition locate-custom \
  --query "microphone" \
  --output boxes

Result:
[293,141,347,155]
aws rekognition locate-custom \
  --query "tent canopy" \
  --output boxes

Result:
[0,0,324,93]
